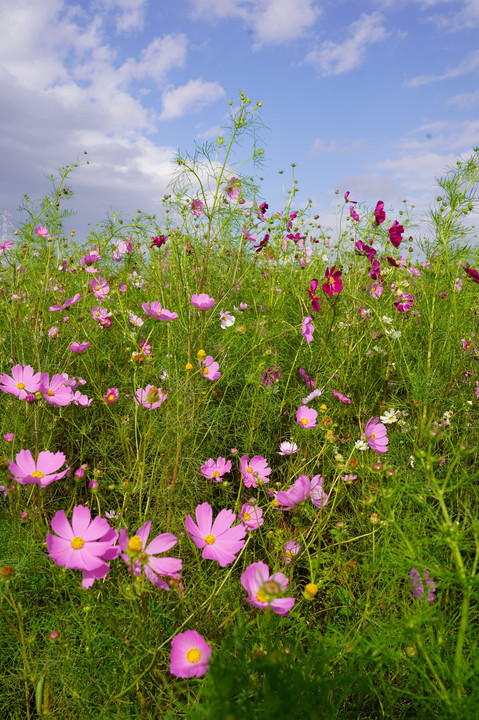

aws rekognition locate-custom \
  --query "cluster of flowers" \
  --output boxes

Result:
[0,364,92,407]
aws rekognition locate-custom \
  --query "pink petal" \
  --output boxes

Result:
[50,510,74,540]
[71,505,92,536]
[145,532,178,555]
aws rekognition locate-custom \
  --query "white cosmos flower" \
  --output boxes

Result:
[380,409,398,424]
[302,388,323,404]
[220,310,235,329]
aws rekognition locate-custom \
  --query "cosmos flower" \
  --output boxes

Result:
[69,342,90,354]
[239,455,272,488]
[40,373,74,406]
[0,364,41,399]
[301,315,314,343]
[219,310,235,329]
[282,541,301,564]
[49,293,81,312]
[134,385,167,409]
[277,441,299,455]
[142,301,178,322]
[89,276,110,300]
[296,406,317,429]
[9,449,69,488]
[169,630,211,678]
[241,561,295,616]
[191,293,215,310]
[275,475,311,510]
[307,279,321,312]
[409,567,436,603]
[104,388,119,404]
[119,521,182,590]
[374,201,386,224]
[322,266,343,297]
[363,417,389,454]
[200,457,232,481]
[191,199,205,216]
[239,500,264,530]
[332,390,351,404]
[46,505,119,589]
[35,225,50,238]
[185,502,246,567]
[199,355,221,381]
[388,220,404,248]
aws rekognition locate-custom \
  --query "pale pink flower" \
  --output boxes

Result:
[69,342,90,353]
[191,293,215,310]
[301,315,314,343]
[369,281,383,299]
[141,301,178,322]
[278,441,299,455]
[200,457,232,481]
[134,385,167,409]
[363,417,389,454]
[185,502,246,567]
[9,449,68,488]
[73,391,93,407]
[241,561,295,616]
[119,521,182,590]
[35,225,50,238]
[46,505,119,589]
[239,500,263,530]
[220,310,235,329]
[296,405,317,428]
[49,293,81,312]
[89,276,110,300]
[199,355,221,381]
[0,364,41,399]
[310,474,329,508]
[40,373,74,406]
[191,199,205,216]
[170,630,211,678]
[239,455,272,488]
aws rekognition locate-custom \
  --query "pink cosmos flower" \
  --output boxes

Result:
[72,391,92,407]
[89,276,110,300]
[241,561,295,616]
[81,250,101,267]
[104,388,119,404]
[409,567,436,603]
[49,293,81,312]
[141,301,178,322]
[363,417,389,454]
[3,433,14,442]
[170,630,211,679]
[69,341,90,353]
[394,293,415,313]
[46,505,119,589]
[299,367,316,389]
[191,293,215,310]
[239,500,264,530]
[239,455,272,488]
[185,502,246,567]
[0,240,13,253]
[134,385,167,409]
[323,266,343,297]
[275,475,311,510]
[278,441,298,455]
[283,540,301,564]
[35,225,50,238]
[301,315,314,343]
[369,281,383,299]
[307,279,321,312]
[388,220,404,248]
[0,364,41,399]
[200,457,232,481]
[40,373,74,406]
[9,449,69,488]
[242,226,257,243]
[226,177,241,201]
[191,199,205,216]
[332,390,351,404]
[220,310,235,329]
[261,366,280,386]
[355,240,377,263]
[150,235,167,249]
[296,405,317,429]
[374,201,386,224]
[310,474,329,508]
[139,339,151,356]
[119,521,182,590]
[350,206,359,222]
[463,264,479,284]
[199,355,221,381]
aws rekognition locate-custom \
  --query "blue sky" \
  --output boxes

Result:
[1,0,478,238]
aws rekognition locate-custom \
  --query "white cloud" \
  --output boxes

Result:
[447,88,479,107]
[95,0,147,32]
[120,34,188,83]
[190,0,320,45]
[405,49,479,87]
[160,79,226,121]
[304,12,388,76]
[310,138,364,155]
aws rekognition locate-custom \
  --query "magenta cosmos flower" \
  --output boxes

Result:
[322,266,343,297]
[239,454,272,488]
[226,176,241,201]
[307,279,321,312]
[350,205,359,221]
[185,502,246,567]
[104,387,119,404]
[35,225,50,238]
[388,220,404,248]
[199,355,221,381]
[296,405,317,429]
[191,293,215,310]
[239,500,263,530]
[40,373,74,406]
[46,505,119,589]
[89,276,110,300]
[0,364,41,399]
[275,475,311,510]
[301,315,314,343]
[69,341,90,353]
[463,264,479,284]
[9,449,68,488]
[191,199,205,216]
[200,457,232,481]
[374,200,386,224]
[332,389,351,404]
[409,567,436,603]
[363,417,389,454]
[134,385,167,409]
[283,540,301,564]
[142,301,178,322]
[119,521,182,590]
[241,561,295,616]
[170,630,211,679]
[394,292,415,313]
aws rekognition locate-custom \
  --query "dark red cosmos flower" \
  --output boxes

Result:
[368,259,381,280]
[151,235,167,248]
[307,279,321,312]
[254,234,270,253]
[388,220,404,248]
[464,264,479,284]
[386,256,400,267]
[374,201,386,225]
[355,240,377,263]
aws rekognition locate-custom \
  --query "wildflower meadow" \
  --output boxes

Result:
[1,95,479,719]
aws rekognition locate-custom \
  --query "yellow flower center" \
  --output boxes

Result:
[300,417,308,425]
[256,590,268,603]
[71,536,84,549]
[17,382,25,389]
[202,367,209,375]
[94,285,100,291]
[31,470,44,479]
[246,467,253,473]
[329,277,335,284]
[286,551,292,559]
[47,390,54,396]
[243,512,251,521]
[186,648,201,664]
[213,470,220,477]
[370,433,376,440]
[108,394,115,402]
[272,499,280,507]
[204,534,215,545]
[128,536,143,552]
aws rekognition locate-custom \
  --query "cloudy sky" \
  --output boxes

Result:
[1,0,478,239]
